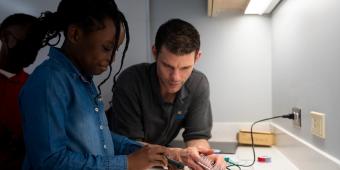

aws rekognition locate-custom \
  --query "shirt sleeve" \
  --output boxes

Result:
[109,68,145,140]
[20,70,128,170]
[111,132,143,155]
[182,74,212,141]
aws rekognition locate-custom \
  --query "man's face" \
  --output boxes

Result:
[155,46,199,95]
[73,18,125,75]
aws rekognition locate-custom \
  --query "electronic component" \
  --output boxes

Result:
[257,156,271,163]
[196,155,224,170]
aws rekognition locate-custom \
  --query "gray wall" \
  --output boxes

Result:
[272,0,340,160]
[150,0,272,122]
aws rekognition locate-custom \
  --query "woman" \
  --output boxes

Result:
[19,0,168,169]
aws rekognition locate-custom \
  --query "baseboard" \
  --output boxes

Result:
[271,123,340,170]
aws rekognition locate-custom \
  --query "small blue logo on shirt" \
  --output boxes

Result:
[175,111,185,121]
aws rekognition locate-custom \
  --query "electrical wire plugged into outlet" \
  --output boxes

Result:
[310,111,326,139]
[292,107,302,127]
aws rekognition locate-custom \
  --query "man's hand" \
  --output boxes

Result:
[186,139,227,169]
[167,139,227,169]
[167,146,212,170]
[181,146,209,170]
[127,144,168,170]
[205,154,227,170]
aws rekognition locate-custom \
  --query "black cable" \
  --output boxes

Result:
[226,113,294,169]
[166,156,185,169]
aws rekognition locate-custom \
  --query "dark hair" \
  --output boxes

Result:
[27,0,129,98]
[155,18,200,56]
[0,13,38,71]
[0,13,37,32]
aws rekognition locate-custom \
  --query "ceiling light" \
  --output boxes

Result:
[244,0,281,15]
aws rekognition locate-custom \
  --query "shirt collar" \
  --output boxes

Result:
[48,47,92,83]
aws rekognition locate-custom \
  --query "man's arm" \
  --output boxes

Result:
[182,74,226,169]
[186,139,210,149]
[183,74,212,142]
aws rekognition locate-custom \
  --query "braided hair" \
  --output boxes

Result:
[27,0,129,99]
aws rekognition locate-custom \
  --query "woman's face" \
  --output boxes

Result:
[71,18,125,75]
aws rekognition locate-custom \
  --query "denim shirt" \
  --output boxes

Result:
[20,47,142,170]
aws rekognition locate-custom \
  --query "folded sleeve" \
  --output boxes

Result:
[111,132,143,155]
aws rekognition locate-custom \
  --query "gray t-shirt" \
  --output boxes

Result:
[108,63,212,145]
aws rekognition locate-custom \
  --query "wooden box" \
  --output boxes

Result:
[237,130,275,146]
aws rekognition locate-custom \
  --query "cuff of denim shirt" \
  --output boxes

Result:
[108,155,128,170]
[128,140,143,153]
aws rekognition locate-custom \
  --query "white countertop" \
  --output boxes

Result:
[151,145,298,170]
[221,146,299,170]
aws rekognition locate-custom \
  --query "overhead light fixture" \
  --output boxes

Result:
[244,0,281,15]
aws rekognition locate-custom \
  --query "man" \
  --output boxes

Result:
[0,13,38,169]
[108,18,225,169]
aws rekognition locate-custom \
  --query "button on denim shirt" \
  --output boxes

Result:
[20,47,141,170]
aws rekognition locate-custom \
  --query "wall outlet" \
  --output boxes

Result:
[310,111,326,139]
[292,107,302,127]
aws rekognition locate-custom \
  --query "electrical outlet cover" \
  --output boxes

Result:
[310,111,326,139]
[292,107,302,127]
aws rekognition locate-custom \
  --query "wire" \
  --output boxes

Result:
[226,161,241,170]
[226,113,294,169]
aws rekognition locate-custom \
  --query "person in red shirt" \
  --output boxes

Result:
[0,13,38,169]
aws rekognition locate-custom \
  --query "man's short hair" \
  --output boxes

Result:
[155,18,200,56]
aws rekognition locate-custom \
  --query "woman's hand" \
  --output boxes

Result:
[127,144,168,170]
